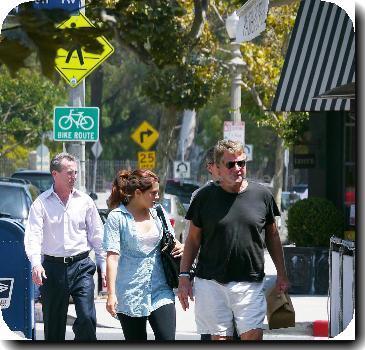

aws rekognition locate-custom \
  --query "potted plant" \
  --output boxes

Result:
[284,197,344,294]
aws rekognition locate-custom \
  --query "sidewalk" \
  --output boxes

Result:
[35,295,328,340]
[34,251,331,340]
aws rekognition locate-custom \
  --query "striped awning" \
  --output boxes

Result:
[271,0,355,112]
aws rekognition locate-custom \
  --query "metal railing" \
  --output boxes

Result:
[85,159,138,192]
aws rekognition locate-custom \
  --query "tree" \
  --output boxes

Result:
[0,66,67,160]
[0,0,308,202]
[85,0,227,190]
[238,2,309,204]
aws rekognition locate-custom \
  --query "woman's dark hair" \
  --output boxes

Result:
[107,169,159,209]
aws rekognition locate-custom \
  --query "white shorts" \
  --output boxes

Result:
[194,277,266,336]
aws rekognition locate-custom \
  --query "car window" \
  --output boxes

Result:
[25,192,32,209]
[12,173,53,192]
[293,185,307,193]
[165,181,199,205]
[161,198,171,213]
[0,185,27,219]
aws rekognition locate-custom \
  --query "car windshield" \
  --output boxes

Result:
[165,181,199,205]
[161,198,171,213]
[293,185,307,193]
[12,173,53,192]
[0,185,27,219]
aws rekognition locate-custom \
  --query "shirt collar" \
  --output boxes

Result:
[45,185,81,198]
[115,203,157,218]
[115,204,129,213]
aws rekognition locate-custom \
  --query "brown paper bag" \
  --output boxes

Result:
[266,286,295,330]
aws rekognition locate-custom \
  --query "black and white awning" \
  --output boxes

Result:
[271,0,355,112]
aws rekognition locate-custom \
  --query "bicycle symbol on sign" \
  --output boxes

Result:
[59,109,94,131]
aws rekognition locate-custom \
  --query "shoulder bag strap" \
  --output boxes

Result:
[155,204,169,237]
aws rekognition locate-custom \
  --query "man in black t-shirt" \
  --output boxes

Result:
[177,139,289,341]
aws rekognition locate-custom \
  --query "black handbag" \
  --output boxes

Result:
[156,205,180,288]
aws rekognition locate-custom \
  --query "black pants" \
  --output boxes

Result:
[41,257,97,341]
[117,303,176,341]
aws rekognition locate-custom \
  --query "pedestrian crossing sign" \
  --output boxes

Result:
[55,13,114,87]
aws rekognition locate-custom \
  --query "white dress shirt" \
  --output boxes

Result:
[24,186,106,272]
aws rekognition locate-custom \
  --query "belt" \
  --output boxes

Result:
[44,251,89,264]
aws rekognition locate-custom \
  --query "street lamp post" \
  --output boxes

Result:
[225,11,246,123]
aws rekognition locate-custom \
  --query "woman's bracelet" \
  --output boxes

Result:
[178,272,190,278]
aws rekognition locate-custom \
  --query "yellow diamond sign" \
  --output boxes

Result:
[131,121,159,151]
[55,13,114,87]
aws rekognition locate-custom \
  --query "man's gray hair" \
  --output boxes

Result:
[205,147,215,166]
[214,139,244,165]
[50,152,77,172]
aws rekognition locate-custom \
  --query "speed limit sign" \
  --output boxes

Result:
[138,151,156,169]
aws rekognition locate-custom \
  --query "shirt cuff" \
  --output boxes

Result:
[30,255,42,268]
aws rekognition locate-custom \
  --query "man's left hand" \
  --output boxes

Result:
[275,274,290,293]
[172,241,184,258]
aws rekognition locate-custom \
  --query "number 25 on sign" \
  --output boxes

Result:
[138,151,156,170]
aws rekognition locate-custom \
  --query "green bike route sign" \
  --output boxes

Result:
[53,107,99,142]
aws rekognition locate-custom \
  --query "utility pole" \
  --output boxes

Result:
[66,0,86,193]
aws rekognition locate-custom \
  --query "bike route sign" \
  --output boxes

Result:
[53,106,99,142]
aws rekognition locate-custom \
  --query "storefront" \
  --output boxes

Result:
[270,0,356,229]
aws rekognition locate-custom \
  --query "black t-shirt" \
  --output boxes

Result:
[185,181,280,283]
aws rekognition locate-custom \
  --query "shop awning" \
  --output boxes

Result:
[271,0,355,112]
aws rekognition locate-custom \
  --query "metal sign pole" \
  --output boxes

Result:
[67,83,86,192]
[92,156,98,193]
[66,0,86,192]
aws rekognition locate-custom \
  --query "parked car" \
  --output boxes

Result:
[11,170,53,193]
[0,177,40,227]
[98,208,109,225]
[160,193,187,243]
[165,179,200,211]
[292,184,308,200]
[281,191,301,211]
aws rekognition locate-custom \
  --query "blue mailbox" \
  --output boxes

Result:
[0,219,35,339]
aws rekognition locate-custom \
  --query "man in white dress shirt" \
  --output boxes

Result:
[24,152,106,341]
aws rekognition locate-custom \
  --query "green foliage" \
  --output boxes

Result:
[0,0,311,173]
[143,60,226,110]
[287,197,344,247]
[88,47,163,160]
[240,1,309,146]
[0,66,67,159]
[0,6,108,80]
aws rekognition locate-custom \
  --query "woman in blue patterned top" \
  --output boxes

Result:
[103,169,184,340]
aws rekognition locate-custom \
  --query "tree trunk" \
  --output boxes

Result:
[272,137,285,208]
[156,106,180,194]
[176,109,196,160]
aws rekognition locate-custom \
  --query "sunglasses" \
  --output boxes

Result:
[225,160,246,169]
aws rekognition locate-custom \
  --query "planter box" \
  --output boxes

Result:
[283,246,329,295]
